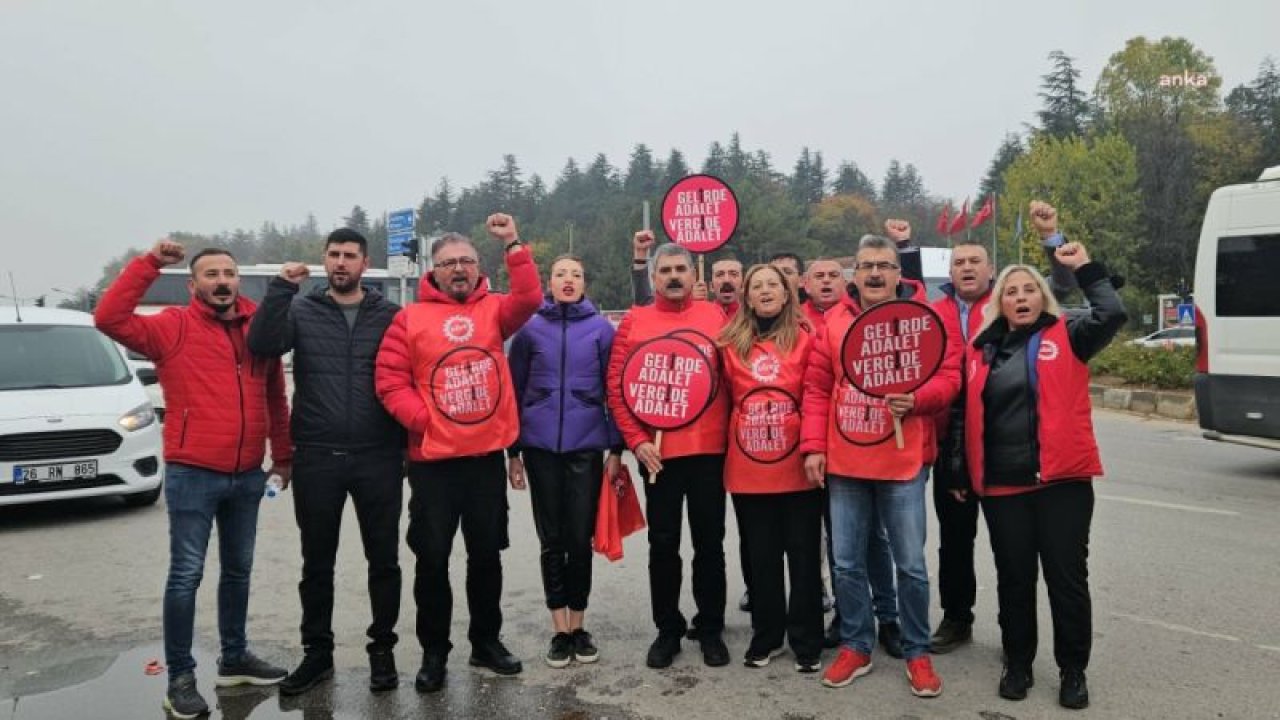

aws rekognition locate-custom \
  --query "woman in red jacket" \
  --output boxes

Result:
[718,264,824,673]
[964,225,1126,710]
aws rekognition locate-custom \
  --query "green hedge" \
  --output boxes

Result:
[1089,339,1196,389]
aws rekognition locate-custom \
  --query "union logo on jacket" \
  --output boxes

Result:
[606,296,729,460]
[721,332,813,494]
[963,317,1102,496]
[375,247,542,462]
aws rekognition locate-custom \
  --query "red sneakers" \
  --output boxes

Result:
[906,655,942,697]
[821,647,873,688]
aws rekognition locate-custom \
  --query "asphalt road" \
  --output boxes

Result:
[2,410,1278,719]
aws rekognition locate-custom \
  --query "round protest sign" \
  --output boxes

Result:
[660,174,739,254]
[840,300,947,397]
[734,386,801,464]
[430,346,503,425]
[620,336,717,431]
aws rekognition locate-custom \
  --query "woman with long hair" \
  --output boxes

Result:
[718,264,825,672]
[963,220,1126,710]
[507,254,623,669]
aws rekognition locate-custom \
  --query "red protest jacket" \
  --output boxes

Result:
[606,297,729,460]
[375,247,541,462]
[963,317,1102,496]
[94,254,291,473]
[721,332,814,494]
[799,285,960,481]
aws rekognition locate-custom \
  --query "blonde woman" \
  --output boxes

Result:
[718,264,824,672]
[963,228,1126,710]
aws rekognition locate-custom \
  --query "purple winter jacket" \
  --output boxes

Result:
[508,296,623,453]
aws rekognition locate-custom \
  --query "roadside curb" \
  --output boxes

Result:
[1090,384,1197,421]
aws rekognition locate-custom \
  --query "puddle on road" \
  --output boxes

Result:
[3,644,640,720]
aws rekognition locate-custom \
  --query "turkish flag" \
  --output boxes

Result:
[971,196,994,229]
[935,205,951,235]
[948,199,969,235]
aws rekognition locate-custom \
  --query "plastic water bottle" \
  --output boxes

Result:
[264,475,284,498]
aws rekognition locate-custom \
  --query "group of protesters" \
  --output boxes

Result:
[95,202,1126,718]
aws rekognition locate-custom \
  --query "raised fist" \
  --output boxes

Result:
[151,239,186,267]
[633,230,656,260]
[1054,241,1091,270]
[486,213,519,243]
[884,219,911,244]
[279,262,310,285]
[1029,201,1058,238]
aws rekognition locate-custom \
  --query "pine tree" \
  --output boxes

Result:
[832,161,877,200]
[978,134,1025,206]
[1037,50,1090,139]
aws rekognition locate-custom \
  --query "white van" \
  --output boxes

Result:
[0,306,164,506]
[1192,165,1280,450]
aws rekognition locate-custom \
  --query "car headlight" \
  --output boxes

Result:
[119,403,157,432]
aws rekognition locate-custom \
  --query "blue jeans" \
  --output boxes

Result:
[829,466,931,659]
[163,463,266,676]
[868,519,899,624]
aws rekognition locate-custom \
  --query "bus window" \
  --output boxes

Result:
[1216,234,1280,317]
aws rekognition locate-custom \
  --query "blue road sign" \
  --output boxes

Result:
[388,208,414,233]
[1177,303,1195,326]
[388,231,415,256]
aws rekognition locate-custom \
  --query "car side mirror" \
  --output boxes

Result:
[136,367,159,386]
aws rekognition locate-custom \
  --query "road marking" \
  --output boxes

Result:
[1257,645,1280,654]
[1111,611,1240,643]
[1096,493,1239,516]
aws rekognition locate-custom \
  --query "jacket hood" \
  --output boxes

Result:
[418,273,491,306]
[536,295,599,321]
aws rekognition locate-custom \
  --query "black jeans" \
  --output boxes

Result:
[523,448,603,611]
[640,454,727,638]
[932,443,980,625]
[733,490,824,661]
[982,481,1094,672]
[407,452,509,657]
[292,446,403,655]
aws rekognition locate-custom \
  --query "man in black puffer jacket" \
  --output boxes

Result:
[247,228,406,696]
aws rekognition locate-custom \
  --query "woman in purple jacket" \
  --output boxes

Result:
[507,254,624,669]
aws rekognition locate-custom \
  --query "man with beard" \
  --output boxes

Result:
[607,242,733,669]
[247,228,406,695]
[376,214,542,694]
[96,240,292,719]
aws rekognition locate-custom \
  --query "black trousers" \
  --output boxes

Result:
[523,448,603,612]
[640,454,727,638]
[932,443,981,625]
[733,490,824,661]
[292,446,403,655]
[982,481,1094,672]
[407,452,509,656]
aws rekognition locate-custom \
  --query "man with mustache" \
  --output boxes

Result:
[246,228,406,695]
[375,214,542,694]
[96,240,292,719]
[630,230,734,310]
[801,234,960,697]
[607,241,733,670]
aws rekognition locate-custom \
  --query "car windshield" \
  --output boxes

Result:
[0,325,131,391]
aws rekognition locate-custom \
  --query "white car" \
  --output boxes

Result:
[0,306,164,507]
[1128,326,1196,349]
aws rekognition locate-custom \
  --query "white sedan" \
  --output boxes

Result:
[1128,326,1195,349]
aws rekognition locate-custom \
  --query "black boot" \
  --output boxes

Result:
[414,654,447,694]
[369,650,398,692]
[469,638,523,675]
[998,664,1034,700]
[1059,669,1089,709]
[279,654,333,697]
[930,617,973,654]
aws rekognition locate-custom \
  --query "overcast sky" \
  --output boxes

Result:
[2,0,1277,300]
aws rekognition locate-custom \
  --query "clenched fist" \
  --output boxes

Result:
[486,213,519,244]
[1029,201,1058,238]
[1054,241,1091,270]
[278,262,310,285]
[884,219,912,244]
[151,239,186,267]
[633,230,656,261]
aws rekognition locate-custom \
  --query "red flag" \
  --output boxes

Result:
[948,199,969,235]
[970,196,994,229]
[935,205,950,235]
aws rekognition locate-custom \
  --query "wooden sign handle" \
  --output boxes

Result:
[649,430,664,484]
[892,416,904,450]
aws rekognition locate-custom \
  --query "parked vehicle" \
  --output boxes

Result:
[1128,326,1196,349]
[0,306,164,506]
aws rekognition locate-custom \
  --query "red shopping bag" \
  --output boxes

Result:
[593,465,646,562]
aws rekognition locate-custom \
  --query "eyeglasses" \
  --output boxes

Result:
[855,261,900,272]
[435,257,478,270]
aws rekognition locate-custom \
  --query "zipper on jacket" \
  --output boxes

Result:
[179,409,190,449]
[556,306,568,452]
[226,325,246,474]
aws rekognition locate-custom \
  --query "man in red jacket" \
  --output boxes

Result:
[928,241,994,655]
[375,213,541,694]
[95,239,292,719]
